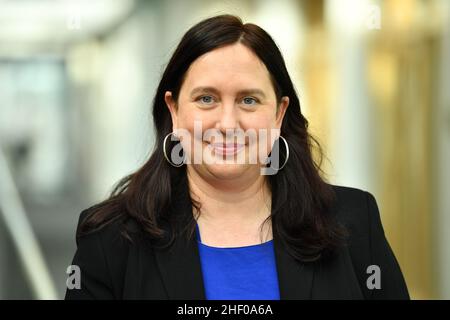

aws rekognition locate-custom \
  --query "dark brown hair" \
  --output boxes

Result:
[79,14,346,263]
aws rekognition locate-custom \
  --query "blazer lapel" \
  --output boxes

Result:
[153,223,206,300]
[153,186,314,300]
[273,232,315,299]
[153,224,314,300]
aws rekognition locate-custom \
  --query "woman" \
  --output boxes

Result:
[65,14,409,300]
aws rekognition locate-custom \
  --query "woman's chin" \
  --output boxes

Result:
[205,162,250,179]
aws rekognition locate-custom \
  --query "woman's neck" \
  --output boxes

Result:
[186,165,273,246]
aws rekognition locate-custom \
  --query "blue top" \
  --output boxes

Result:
[195,223,280,300]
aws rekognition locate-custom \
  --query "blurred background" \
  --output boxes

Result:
[0,0,448,300]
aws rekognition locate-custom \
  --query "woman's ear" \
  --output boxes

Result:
[164,91,178,132]
[275,96,289,128]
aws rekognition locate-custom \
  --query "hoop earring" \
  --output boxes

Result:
[270,135,289,171]
[163,132,185,167]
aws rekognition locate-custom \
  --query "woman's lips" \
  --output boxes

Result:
[209,143,245,155]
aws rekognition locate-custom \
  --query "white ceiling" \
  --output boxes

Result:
[0,0,136,56]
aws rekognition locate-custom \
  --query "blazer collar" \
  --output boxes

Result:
[153,214,314,300]
[153,224,206,299]
[273,234,314,299]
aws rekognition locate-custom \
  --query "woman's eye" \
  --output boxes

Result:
[198,95,214,104]
[242,97,257,105]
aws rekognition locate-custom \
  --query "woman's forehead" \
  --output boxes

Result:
[182,43,273,93]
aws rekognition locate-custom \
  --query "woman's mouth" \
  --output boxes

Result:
[209,143,245,155]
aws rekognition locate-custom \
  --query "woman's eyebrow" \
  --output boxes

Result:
[190,86,266,98]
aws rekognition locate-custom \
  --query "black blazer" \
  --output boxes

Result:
[65,185,409,300]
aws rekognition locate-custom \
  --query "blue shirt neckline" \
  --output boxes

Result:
[195,222,274,250]
[195,221,280,300]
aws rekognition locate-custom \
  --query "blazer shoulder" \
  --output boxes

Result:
[331,184,370,204]
[75,204,140,251]
[67,205,141,299]
[329,184,410,299]
[329,184,376,239]
[78,205,141,263]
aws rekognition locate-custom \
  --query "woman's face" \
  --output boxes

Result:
[165,42,289,181]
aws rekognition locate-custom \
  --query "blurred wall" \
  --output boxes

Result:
[434,0,450,300]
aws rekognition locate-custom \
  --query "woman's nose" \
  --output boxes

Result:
[216,102,240,133]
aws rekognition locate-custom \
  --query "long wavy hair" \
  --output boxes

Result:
[78,14,347,263]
